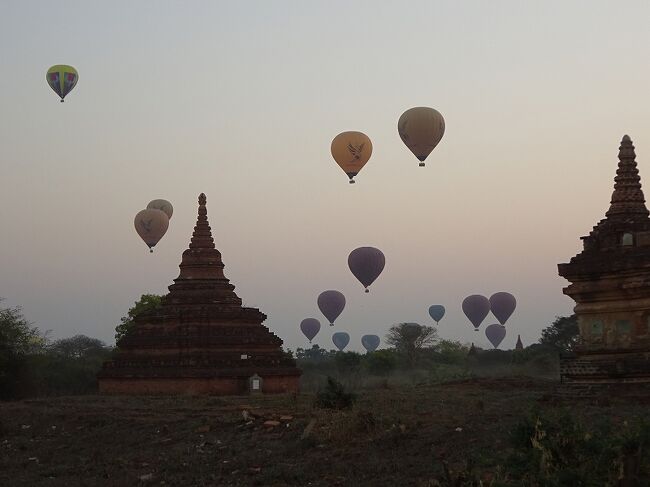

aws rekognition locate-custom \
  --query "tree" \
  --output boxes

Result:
[385,322,438,367]
[0,300,45,399]
[539,315,579,352]
[49,335,110,359]
[115,294,163,344]
[363,349,397,376]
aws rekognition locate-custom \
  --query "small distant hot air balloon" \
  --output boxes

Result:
[428,305,445,324]
[300,318,321,343]
[398,107,445,167]
[147,199,174,220]
[331,131,373,184]
[317,290,346,326]
[489,292,516,325]
[485,324,506,349]
[348,247,385,293]
[361,335,380,352]
[46,65,78,102]
[462,295,490,331]
[332,332,350,351]
[134,208,169,253]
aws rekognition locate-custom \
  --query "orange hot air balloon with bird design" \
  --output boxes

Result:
[134,209,169,253]
[331,131,373,184]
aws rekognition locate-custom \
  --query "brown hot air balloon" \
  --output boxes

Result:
[398,107,445,167]
[134,208,169,253]
[331,131,373,184]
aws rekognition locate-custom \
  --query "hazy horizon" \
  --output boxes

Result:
[1,1,649,352]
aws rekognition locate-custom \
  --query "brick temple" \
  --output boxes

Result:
[558,135,650,385]
[98,193,301,395]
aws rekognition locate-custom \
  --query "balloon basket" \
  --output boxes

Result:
[419,162,425,167]
[149,249,154,253]
[330,323,334,327]
[365,289,369,293]
[60,99,64,103]
[349,180,355,184]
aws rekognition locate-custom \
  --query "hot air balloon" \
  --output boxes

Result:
[300,318,321,343]
[317,290,346,326]
[485,324,506,349]
[46,65,78,102]
[134,208,169,253]
[462,295,490,331]
[332,332,350,351]
[361,335,380,352]
[348,247,385,293]
[428,305,445,323]
[147,199,174,220]
[398,107,445,166]
[489,292,516,325]
[331,131,373,184]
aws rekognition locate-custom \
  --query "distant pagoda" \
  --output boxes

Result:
[98,193,301,395]
[558,136,650,384]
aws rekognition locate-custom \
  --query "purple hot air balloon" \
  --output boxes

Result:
[348,247,385,293]
[332,332,350,351]
[317,290,346,326]
[485,323,506,349]
[462,295,490,331]
[428,305,445,323]
[489,292,516,325]
[361,334,380,352]
[300,318,321,343]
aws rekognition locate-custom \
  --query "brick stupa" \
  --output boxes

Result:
[558,136,650,385]
[98,193,301,395]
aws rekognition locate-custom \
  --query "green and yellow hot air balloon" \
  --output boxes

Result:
[46,65,78,102]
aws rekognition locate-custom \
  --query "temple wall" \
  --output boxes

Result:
[99,375,300,395]
[560,351,650,384]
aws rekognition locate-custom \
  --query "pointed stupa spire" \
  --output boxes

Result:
[515,334,523,350]
[605,135,649,220]
[166,193,241,306]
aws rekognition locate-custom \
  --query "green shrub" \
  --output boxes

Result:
[314,376,356,410]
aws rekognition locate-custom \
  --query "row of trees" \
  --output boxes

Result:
[1,294,579,400]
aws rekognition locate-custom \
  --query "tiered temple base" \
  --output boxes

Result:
[98,193,301,395]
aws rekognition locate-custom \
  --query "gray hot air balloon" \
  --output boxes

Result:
[348,246,385,293]
[317,290,346,326]
[361,334,380,352]
[332,332,350,351]
[428,305,445,323]
[462,295,490,331]
[489,292,516,325]
[485,324,506,349]
[300,318,321,343]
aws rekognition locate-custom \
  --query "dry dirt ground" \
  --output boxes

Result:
[0,377,646,486]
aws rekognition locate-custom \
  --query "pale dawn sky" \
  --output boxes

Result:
[1,1,649,352]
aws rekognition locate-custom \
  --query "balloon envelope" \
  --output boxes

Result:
[485,324,506,349]
[428,305,446,323]
[398,107,445,165]
[332,332,350,351]
[331,131,373,183]
[46,65,78,101]
[317,290,346,326]
[300,318,321,343]
[462,295,490,329]
[348,247,385,292]
[147,199,174,220]
[134,209,169,252]
[489,292,516,325]
[361,334,380,352]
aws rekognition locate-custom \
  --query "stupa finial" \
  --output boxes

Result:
[189,192,215,249]
[605,135,649,220]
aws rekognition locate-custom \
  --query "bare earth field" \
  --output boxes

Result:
[1,377,648,486]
